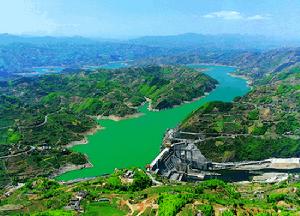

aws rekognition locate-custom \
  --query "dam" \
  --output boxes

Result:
[149,128,300,182]
[149,129,212,181]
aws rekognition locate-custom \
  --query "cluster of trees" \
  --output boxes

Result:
[104,168,152,192]
[195,179,240,199]
[158,193,193,216]
[157,179,241,216]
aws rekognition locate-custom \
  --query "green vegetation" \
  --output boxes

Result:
[195,179,240,199]
[103,168,152,192]
[197,204,214,216]
[158,194,193,216]
[0,169,299,215]
[32,210,75,216]
[82,202,125,216]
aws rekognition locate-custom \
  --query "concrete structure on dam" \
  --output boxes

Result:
[148,128,300,182]
[149,129,212,181]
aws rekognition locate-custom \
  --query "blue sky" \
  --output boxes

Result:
[1,0,300,38]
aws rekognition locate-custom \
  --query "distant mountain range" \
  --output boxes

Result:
[1,33,300,77]
[0,34,170,77]
[128,33,300,50]
[0,33,110,45]
[1,33,299,49]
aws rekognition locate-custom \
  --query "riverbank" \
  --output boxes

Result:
[58,113,145,178]
[188,63,236,68]
[228,72,253,88]
[97,113,144,121]
[145,85,217,112]
[57,125,102,178]
[145,97,159,112]
[51,161,93,179]
[64,125,103,148]
[59,112,146,179]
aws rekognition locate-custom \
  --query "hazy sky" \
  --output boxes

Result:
[1,0,300,38]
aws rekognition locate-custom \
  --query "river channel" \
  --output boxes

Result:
[57,65,250,181]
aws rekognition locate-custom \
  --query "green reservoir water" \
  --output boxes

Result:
[57,65,250,181]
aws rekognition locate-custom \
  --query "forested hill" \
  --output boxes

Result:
[0,65,217,187]
[179,63,300,162]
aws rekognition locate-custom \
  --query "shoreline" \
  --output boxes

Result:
[145,83,218,111]
[145,97,159,112]
[182,84,219,104]
[56,90,215,179]
[172,89,215,109]
[228,72,253,89]
[56,113,144,179]
[187,63,237,68]
[51,160,93,179]
[55,125,103,178]
[64,125,103,148]
[65,111,145,149]
[97,112,144,121]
